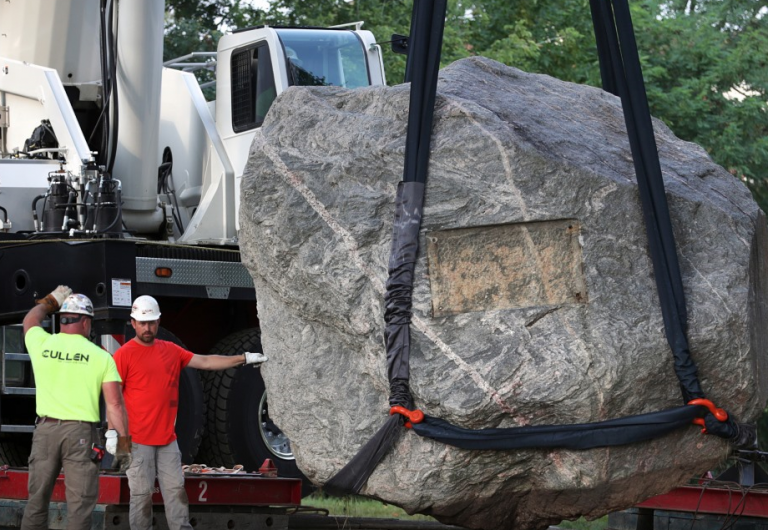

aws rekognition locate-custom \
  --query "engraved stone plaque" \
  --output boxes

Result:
[426,220,587,316]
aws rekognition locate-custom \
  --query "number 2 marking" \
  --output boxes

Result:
[198,481,208,502]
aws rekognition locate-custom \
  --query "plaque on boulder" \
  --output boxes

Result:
[238,57,768,530]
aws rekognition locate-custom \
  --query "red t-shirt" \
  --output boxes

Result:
[113,339,194,445]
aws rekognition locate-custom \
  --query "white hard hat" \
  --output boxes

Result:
[59,294,94,317]
[130,295,161,322]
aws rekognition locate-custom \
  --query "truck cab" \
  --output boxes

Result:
[163,23,386,244]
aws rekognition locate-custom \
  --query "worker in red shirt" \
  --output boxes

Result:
[111,295,266,530]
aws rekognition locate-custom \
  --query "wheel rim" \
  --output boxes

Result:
[258,391,295,461]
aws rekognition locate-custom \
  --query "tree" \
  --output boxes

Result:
[462,0,601,85]
[164,0,271,62]
[631,0,768,211]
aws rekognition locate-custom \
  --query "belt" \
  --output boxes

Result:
[35,417,95,425]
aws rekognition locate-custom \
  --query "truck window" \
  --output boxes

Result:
[276,29,371,89]
[231,43,276,133]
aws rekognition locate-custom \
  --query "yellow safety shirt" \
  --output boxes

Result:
[25,326,121,422]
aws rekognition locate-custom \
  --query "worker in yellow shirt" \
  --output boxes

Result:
[21,286,131,530]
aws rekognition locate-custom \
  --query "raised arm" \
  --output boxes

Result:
[23,285,72,335]
[22,305,49,336]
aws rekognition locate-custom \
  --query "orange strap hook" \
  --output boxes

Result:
[688,398,728,434]
[390,406,425,429]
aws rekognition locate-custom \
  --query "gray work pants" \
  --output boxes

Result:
[21,421,99,530]
[125,440,192,530]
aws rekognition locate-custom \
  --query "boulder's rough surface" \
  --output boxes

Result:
[238,57,768,530]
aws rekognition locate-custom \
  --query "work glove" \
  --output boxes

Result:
[113,435,132,472]
[244,352,268,365]
[105,429,118,455]
[36,285,72,313]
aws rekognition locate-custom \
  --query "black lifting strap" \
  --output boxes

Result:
[324,0,445,495]
[413,406,701,451]
[325,0,749,496]
[591,0,701,403]
[588,0,746,441]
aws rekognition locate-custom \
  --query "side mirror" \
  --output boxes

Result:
[391,34,409,55]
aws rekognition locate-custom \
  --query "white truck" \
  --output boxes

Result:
[0,0,387,486]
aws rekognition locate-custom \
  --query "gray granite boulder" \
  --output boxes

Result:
[238,56,768,530]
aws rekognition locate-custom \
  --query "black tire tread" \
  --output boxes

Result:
[0,435,31,467]
[197,328,261,468]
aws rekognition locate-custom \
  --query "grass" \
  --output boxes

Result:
[558,516,609,530]
[302,494,610,529]
[302,493,435,520]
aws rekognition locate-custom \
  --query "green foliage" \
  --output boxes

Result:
[631,0,767,211]
[463,0,601,85]
[304,493,610,529]
[559,516,609,530]
[303,493,435,520]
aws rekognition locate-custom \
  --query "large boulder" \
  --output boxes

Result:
[238,57,768,530]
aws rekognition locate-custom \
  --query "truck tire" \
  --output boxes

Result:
[176,367,205,464]
[198,328,310,490]
[123,325,205,464]
[0,434,31,467]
